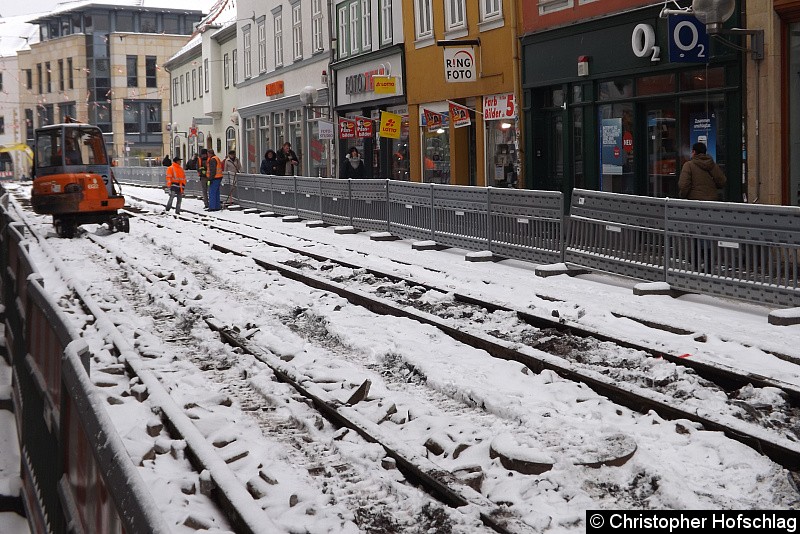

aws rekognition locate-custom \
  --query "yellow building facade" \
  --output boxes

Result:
[403,0,520,187]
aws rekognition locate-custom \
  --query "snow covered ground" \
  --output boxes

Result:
[1,182,799,533]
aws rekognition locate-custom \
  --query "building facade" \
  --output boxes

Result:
[165,0,239,164]
[521,0,747,202]
[330,0,407,180]
[233,0,332,177]
[19,2,203,165]
[403,0,520,187]
[0,16,38,179]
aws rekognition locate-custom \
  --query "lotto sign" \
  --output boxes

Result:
[339,118,356,139]
[668,15,709,63]
[379,111,402,139]
[443,48,475,83]
[355,117,373,138]
[483,94,516,120]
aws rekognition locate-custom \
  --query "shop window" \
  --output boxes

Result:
[636,74,675,96]
[679,95,727,199]
[422,113,450,184]
[598,103,634,194]
[598,79,633,101]
[259,115,271,162]
[680,68,725,91]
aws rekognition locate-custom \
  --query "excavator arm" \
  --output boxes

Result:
[0,143,34,166]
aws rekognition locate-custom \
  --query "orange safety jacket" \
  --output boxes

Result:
[166,163,187,192]
[210,155,224,179]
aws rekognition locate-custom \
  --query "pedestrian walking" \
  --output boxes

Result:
[260,149,280,175]
[277,142,299,176]
[185,153,199,171]
[198,148,210,209]
[162,154,172,167]
[340,147,365,179]
[207,149,224,211]
[164,156,186,214]
[678,142,727,201]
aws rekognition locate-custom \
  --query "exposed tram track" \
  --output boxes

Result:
[122,197,800,470]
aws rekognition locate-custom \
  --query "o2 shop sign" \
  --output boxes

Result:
[631,23,661,62]
[443,47,475,83]
[668,15,709,63]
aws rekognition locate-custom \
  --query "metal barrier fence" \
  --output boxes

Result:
[0,191,171,534]
[566,189,800,307]
[112,169,800,308]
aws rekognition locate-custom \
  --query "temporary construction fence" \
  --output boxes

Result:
[112,169,799,308]
[0,191,171,534]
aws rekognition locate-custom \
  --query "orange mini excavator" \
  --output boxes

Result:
[31,122,130,238]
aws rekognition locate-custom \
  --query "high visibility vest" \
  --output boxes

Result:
[211,155,223,178]
[166,163,186,189]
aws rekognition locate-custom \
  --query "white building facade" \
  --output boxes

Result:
[235,0,333,176]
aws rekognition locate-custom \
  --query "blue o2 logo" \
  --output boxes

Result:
[668,15,709,63]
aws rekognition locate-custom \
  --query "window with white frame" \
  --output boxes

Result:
[204,59,209,92]
[292,4,303,61]
[481,0,502,21]
[233,49,238,84]
[243,26,252,79]
[198,66,203,98]
[312,0,324,52]
[414,0,432,40]
[223,53,230,88]
[361,0,371,50]
[257,18,266,73]
[446,0,466,31]
[349,3,359,55]
[337,5,348,57]
[380,0,392,45]
[274,12,284,67]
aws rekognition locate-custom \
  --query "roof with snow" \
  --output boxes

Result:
[165,0,236,67]
[27,0,220,23]
[0,14,40,56]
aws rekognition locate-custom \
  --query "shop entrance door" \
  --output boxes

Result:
[531,87,567,192]
[644,101,678,197]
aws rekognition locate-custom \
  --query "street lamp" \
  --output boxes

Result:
[299,86,319,176]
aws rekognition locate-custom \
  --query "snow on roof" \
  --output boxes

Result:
[0,14,40,56]
[166,0,235,66]
[27,0,219,22]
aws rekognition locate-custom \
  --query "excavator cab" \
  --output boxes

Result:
[31,123,129,238]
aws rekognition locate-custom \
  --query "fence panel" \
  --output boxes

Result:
[489,188,564,264]
[666,200,800,307]
[432,185,489,250]
[320,178,351,227]
[351,180,388,232]
[388,181,433,241]
[565,189,666,281]
[271,176,298,217]
[296,177,322,220]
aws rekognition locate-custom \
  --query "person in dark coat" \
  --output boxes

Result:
[260,150,280,175]
[678,142,727,200]
[276,142,299,176]
[162,154,172,167]
[185,153,199,171]
[340,147,365,179]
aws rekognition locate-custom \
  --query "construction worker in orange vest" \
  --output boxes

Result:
[207,149,224,211]
[165,156,187,214]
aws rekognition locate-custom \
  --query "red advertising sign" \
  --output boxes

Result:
[622,131,634,153]
[423,108,445,132]
[355,117,373,138]
[339,118,356,139]
[448,101,471,128]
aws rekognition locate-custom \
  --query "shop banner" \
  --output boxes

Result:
[449,101,471,128]
[379,111,402,139]
[374,76,397,94]
[689,113,717,161]
[318,120,334,140]
[600,118,624,175]
[483,93,516,120]
[423,108,446,132]
[339,118,356,139]
[443,47,476,83]
[668,15,709,63]
[355,117,373,138]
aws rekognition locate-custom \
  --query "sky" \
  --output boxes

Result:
[1,182,799,533]
[0,0,57,18]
